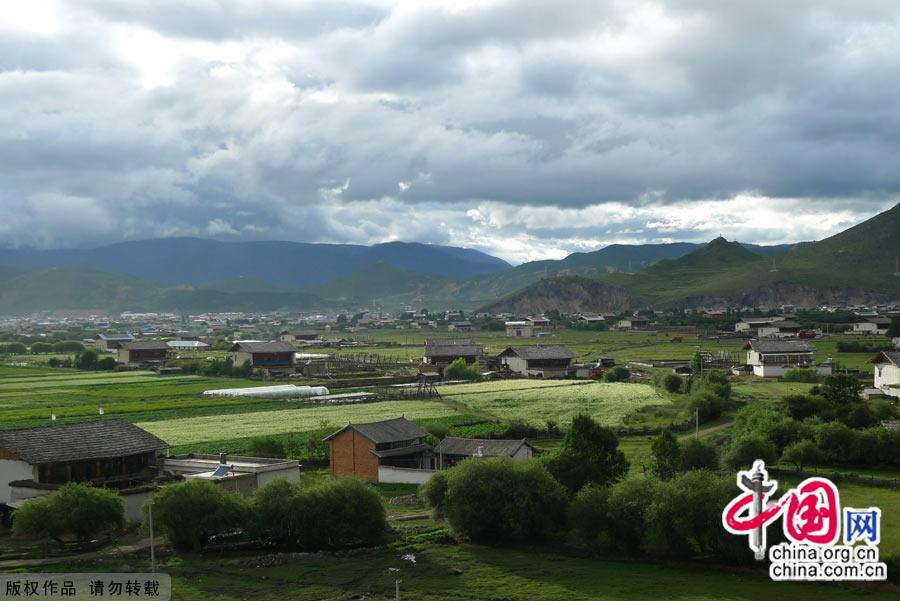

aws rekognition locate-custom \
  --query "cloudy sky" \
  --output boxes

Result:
[1,1,899,263]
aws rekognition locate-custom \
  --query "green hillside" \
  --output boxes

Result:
[308,262,454,306]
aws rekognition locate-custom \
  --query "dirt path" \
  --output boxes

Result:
[0,537,164,569]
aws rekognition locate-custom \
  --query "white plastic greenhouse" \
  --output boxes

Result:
[201,384,329,399]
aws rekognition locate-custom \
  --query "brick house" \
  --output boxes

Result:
[324,417,434,482]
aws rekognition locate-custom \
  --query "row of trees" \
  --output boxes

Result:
[179,357,253,378]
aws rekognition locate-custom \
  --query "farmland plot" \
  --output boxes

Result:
[138,400,460,445]
[445,380,670,427]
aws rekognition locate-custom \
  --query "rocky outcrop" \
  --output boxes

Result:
[481,276,632,314]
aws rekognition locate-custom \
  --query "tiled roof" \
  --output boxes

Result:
[435,437,534,457]
[121,341,170,350]
[745,340,814,353]
[324,417,428,444]
[501,345,576,360]
[231,341,296,353]
[0,419,169,464]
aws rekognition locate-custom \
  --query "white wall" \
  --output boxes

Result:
[378,466,435,484]
[875,363,900,399]
[0,460,36,505]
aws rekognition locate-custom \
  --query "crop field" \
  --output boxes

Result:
[442,380,670,427]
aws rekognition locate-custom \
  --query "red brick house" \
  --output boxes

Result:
[324,417,433,482]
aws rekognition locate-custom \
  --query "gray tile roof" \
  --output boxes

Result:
[424,338,484,357]
[370,442,433,458]
[745,339,815,353]
[324,417,429,444]
[0,419,169,464]
[501,345,576,360]
[121,341,170,350]
[231,341,296,353]
[872,351,900,366]
[435,437,534,457]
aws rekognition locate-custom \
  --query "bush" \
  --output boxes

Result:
[419,470,449,517]
[248,436,287,458]
[662,373,683,393]
[30,342,54,354]
[689,392,725,422]
[146,480,247,551]
[53,340,85,353]
[723,436,777,471]
[249,477,386,550]
[781,440,822,471]
[606,476,663,553]
[444,357,481,381]
[814,421,860,464]
[97,356,117,370]
[443,458,568,543]
[784,394,825,420]
[650,430,681,480]
[74,349,99,370]
[13,483,124,549]
[679,438,719,471]
[782,368,820,383]
[543,414,628,494]
[1,342,27,354]
[569,484,609,543]
[604,366,630,382]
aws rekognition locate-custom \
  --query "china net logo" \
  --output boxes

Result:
[722,460,887,581]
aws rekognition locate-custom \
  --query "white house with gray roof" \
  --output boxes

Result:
[743,339,832,378]
[871,351,900,400]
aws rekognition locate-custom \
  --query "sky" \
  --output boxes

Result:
[1,0,899,264]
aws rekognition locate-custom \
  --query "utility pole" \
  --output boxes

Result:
[395,578,401,601]
[148,500,155,573]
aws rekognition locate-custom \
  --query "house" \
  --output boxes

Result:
[734,317,785,336]
[166,340,210,351]
[279,330,321,343]
[117,341,171,365]
[616,316,650,330]
[528,316,552,334]
[871,351,900,400]
[230,341,296,372]
[505,321,534,337]
[423,338,485,372]
[499,345,577,377]
[577,314,605,324]
[324,417,434,484]
[448,321,473,333]
[757,320,802,339]
[93,333,134,351]
[852,317,891,335]
[434,437,537,469]
[161,452,299,496]
[0,419,169,520]
[743,339,831,378]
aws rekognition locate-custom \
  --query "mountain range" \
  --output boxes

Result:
[0,203,896,314]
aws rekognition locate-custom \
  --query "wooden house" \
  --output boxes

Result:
[230,341,296,371]
[94,333,134,351]
[499,345,576,377]
[743,339,831,378]
[324,417,434,483]
[279,330,321,343]
[434,437,537,469]
[423,339,485,372]
[117,341,171,365]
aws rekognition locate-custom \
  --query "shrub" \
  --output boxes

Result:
[781,440,822,471]
[74,349,99,370]
[30,342,54,354]
[443,458,567,543]
[146,480,247,551]
[97,356,117,370]
[606,476,663,553]
[604,366,630,382]
[248,436,287,458]
[679,437,719,471]
[650,430,681,480]
[845,403,877,428]
[814,421,860,464]
[784,394,825,420]
[568,484,609,543]
[13,483,124,549]
[723,436,777,471]
[53,340,85,353]
[444,357,481,381]
[419,470,449,517]
[662,374,683,393]
[689,392,725,422]
[782,368,820,383]
[250,477,386,550]
[543,414,628,494]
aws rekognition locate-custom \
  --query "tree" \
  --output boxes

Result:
[662,373,683,393]
[544,414,629,493]
[690,350,703,375]
[604,366,630,382]
[74,349,100,370]
[443,458,567,543]
[248,436,287,458]
[97,356,117,370]
[679,437,719,471]
[2,342,27,355]
[13,483,124,550]
[52,340,85,353]
[650,430,681,480]
[784,394,825,420]
[569,484,610,543]
[419,470,449,517]
[30,342,54,354]
[606,475,663,553]
[888,316,900,338]
[146,480,247,551]
[232,359,253,378]
[723,436,777,471]
[444,357,481,381]
[781,440,822,471]
[818,374,862,408]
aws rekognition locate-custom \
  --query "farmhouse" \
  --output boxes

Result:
[528,316,552,335]
[93,332,134,351]
[0,419,168,518]
[117,341,171,366]
[166,340,210,351]
[734,317,784,336]
[324,417,434,484]
[161,452,299,496]
[505,320,534,337]
[852,317,891,335]
[279,330,321,343]
[448,321,473,333]
[757,320,802,339]
[500,345,577,377]
[743,339,831,378]
[423,338,485,372]
[231,341,296,371]
[871,351,900,400]
[435,437,537,469]
[616,316,650,330]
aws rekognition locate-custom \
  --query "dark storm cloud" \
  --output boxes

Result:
[0,0,898,262]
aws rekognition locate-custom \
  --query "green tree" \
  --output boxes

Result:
[650,430,681,480]
[568,484,610,543]
[679,437,719,471]
[888,316,900,338]
[444,357,481,381]
[232,359,253,378]
[690,350,703,375]
[30,342,54,354]
[603,366,630,382]
[74,349,100,370]
[419,470,449,517]
[248,436,287,458]
[13,483,124,550]
[52,340,85,353]
[2,342,27,354]
[781,440,822,471]
[146,480,247,551]
[96,356,117,370]
[784,394,825,420]
[544,414,629,493]
[723,436,778,470]
[662,373,683,393]
[818,374,863,408]
[606,476,663,554]
[443,458,567,543]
